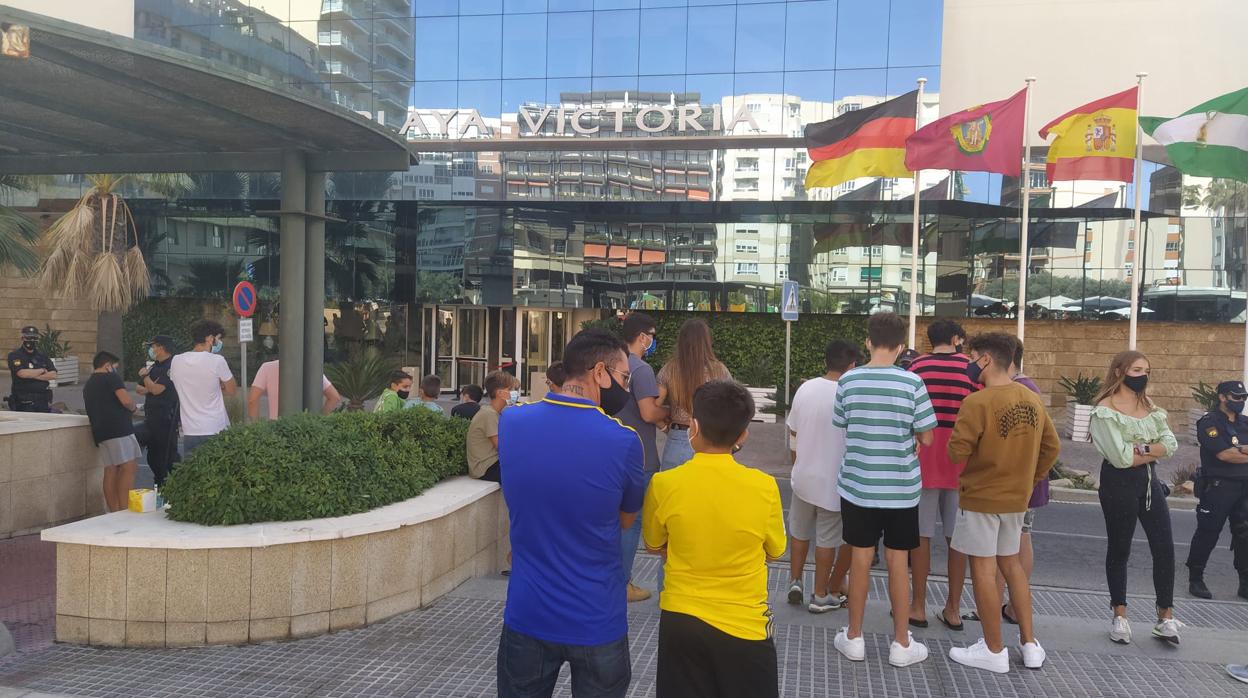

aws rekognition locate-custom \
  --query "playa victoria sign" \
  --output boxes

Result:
[393,102,763,140]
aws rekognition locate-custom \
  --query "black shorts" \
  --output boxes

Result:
[657,611,777,698]
[841,499,920,551]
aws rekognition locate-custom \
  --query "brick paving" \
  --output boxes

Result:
[0,536,56,654]
[3,554,1248,697]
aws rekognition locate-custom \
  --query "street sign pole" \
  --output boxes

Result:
[232,281,257,421]
[780,280,799,453]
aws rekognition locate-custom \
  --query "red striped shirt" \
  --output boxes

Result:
[909,352,977,488]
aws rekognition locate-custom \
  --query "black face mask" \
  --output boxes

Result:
[396,390,410,400]
[22,340,36,352]
[1229,399,1246,415]
[1122,374,1149,394]
[599,372,631,416]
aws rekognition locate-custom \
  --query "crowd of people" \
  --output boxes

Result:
[479,311,1248,696]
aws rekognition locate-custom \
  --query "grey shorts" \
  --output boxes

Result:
[918,488,959,539]
[950,509,1026,558]
[97,434,141,467]
[1021,508,1037,534]
[789,495,844,548]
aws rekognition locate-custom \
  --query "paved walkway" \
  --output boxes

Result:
[3,554,1247,697]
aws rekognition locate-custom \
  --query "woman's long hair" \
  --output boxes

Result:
[664,319,720,416]
[1093,350,1154,409]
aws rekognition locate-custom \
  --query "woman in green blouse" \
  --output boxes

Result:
[1089,350,1183,646]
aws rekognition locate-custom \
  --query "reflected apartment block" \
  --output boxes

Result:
[317,0,413,127]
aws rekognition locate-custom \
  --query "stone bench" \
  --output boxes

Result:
[42,476,508,648]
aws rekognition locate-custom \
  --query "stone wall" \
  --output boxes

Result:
[49,483,508,648]
[0,271,97,374]
[0,414,105,538]
[914,317,1243,428]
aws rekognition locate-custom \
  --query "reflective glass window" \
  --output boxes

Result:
[593,10,641,76]
[641,0,684,6]
[505,0,549,11]
[889,0,943,67]
[460,80,502,117]
[735,3,785,73]
[460,15,503,79]
[416,0,461,16]
[639,7,687,75]
[784,1,836,71]
[836,0,889,69]
[835,69,887,100]
[415,17,458,81]
[547,12,593,77]
[413,81,458,111]
[461,0,504,13]
[549,0,593,9]
[503,78,546,113]
[887,67,938,99]
[596,0,640,8]
[686,5,735,74]
[503,13,548,78]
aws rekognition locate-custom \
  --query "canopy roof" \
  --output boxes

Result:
[0,6,411,175]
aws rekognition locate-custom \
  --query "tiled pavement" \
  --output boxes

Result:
[3,556,1248,697]
[0,536,56,654]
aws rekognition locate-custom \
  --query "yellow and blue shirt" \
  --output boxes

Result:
[642,451,786,641]
[499,392,645,646]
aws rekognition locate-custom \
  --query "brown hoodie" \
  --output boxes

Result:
[947,382,1059,514]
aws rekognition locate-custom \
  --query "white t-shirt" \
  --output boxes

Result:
[786,376,847,512]
[251,360,332,420]
[170,351,234,436]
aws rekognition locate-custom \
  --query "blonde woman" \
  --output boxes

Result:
[1089,350,1182,645]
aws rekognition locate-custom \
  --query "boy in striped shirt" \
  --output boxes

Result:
[907,319,977,630]
[832,313,937,667]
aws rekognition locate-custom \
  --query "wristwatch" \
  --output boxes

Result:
[1142,444,1151,455]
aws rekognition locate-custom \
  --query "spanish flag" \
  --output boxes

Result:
[803,90,917,190]
[1039,87,1138,182]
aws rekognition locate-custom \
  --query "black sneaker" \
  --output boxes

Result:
[1189,577,1213,599]
[787,578,804,605]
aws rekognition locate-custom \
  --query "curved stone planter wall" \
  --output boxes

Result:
[42,477,508,648]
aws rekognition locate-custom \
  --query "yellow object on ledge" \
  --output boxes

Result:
[127,489,157,513]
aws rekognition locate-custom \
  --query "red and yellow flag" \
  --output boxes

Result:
[1039,87,1138,182]
[803,90,917,189]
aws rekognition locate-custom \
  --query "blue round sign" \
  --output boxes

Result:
[232,281,257,318]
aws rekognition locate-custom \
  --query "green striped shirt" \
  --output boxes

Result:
[832,366,937,509]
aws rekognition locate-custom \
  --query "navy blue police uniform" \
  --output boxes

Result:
[141,335,181,487]
[7,327,55,413]
[1188,380,1248,600]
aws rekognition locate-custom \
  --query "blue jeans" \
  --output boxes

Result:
[183,435,214,454]
[620,472,652,583]
[655,429,695,591]
[497,625,631,698]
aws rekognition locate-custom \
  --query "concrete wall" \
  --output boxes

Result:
[52,489,507,648]
[941,0,1248,120]
[0,414,105,538]
[3,1,135,38]
[915,317,1242,429]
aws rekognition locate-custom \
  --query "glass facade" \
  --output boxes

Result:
[17,0,1248,388]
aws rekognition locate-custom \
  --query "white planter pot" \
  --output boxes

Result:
[52,357,79,385]
[1068,402,1093,443]
[1189,407,1208,443]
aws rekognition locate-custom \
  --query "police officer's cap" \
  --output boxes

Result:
[19,325,39,338]
[146,335,176,351]
[1216,380,1247,398]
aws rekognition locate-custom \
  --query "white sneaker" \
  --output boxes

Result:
[1109,616,1132,645]
[1020,640,1046,670]
[1152,617,1184,645]
[888,631,929,667]
[1228,664,1248,684]
[834,627,865,662]
[787,578,804,605]
[949,638,1010,674]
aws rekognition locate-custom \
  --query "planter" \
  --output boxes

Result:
[51,357,79,385]
[1068,402,1093,442]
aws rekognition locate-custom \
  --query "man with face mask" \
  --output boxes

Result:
[169,319,237,454]
[496,329,645,698]
[136,335,180,487]
[1187,380,1248,600]
[7,325,56,412]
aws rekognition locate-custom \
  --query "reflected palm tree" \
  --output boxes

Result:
[0,175,42,275]
[179,257,245,298]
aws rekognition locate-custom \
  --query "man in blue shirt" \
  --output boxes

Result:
[497,329,645,698]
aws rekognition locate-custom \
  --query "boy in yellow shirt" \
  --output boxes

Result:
[643,380,786,698]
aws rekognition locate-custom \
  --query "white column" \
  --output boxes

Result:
[1017,77,1036,342]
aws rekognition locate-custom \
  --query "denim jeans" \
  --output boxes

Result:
[620,472,651,583]
[497,625,631,698]
[182,435,215,455]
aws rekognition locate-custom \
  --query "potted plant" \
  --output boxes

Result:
[1058,373,1101,442]
[1190,381,1221,442]
[35,325,78,385]
[324,354,396,411]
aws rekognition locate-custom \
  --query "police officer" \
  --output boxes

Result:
[136,335,179,487]
[1187,380,1248,600]
[7,325,56,412]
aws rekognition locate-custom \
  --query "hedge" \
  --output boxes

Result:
[161,409,468,526]
[589,311,870,399]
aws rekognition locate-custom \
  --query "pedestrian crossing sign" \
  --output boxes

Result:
[781,280,799,321]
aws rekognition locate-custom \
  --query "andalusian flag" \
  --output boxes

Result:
[803,90,917,190]
[1039,87,1138,182]
[1141,88,1248,183]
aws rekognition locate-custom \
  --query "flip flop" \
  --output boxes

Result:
[938,612,964,632]
[961,611,981,622]
[890,610,929,628]
[1002,604,1019,626]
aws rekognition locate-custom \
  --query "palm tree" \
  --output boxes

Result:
[1203,179,1248,216]
[179,257,245,298]
[0,175,44,275]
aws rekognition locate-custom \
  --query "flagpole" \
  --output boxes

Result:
[908,78,926,349]
[1128,72,1148,350]
[1017,77,1036,342]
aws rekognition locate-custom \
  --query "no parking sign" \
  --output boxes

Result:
[232,281,257,318]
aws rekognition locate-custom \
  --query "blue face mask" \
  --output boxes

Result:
[644,334,657,358]
[211,339,223,354]
[147,346,157,361]
[965,357,986,385]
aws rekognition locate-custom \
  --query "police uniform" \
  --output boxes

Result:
[1187,380,1248,600]
[141,337,180,487]
[7,329,54,413]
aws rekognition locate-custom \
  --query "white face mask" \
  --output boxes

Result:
[507,390,520,406]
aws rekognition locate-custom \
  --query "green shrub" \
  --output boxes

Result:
[1191,381,1221,411]
[121,298,217,380]
[161,409,469,525]
[1058,373,1102,406]
[35,325,71,359]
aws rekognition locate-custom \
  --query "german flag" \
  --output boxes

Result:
[803,90,917,190]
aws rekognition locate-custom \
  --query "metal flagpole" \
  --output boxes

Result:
[908,78,927,349]
[1128,72,1148,350]
[1017,77,1036,342]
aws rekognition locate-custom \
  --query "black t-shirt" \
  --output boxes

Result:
[83,371,135,445]
[144,357,179,415]
[8,347,54,394]
[451,401,482,420]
